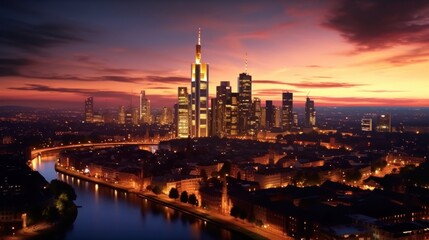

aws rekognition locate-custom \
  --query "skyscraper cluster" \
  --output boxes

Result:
[83,29,317,137]
[174,29,317,139]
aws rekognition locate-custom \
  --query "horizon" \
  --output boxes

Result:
[1,1,429,109]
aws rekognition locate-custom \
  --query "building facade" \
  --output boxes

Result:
[282,92,293,131]
[376,114,391,132]
[212,81,232,137]
[85,97,94,123]
[305,97,316,127]
[265,100,275,129]
[191,29,209,137]
[139,90,151,124]
[238,72,252,135]
[177,87,190,138]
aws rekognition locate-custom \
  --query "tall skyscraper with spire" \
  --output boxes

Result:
[237,55,252,135]
[305,97,316,127]
[191,28,209,137]
[140,90,151,124]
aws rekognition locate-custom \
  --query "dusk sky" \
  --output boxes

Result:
[1,0,429,109]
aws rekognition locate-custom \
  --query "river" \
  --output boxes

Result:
[31,152,253,240]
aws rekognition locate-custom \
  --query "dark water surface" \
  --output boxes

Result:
[33,153,251,240]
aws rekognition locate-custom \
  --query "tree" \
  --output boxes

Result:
[219,161,231,176]
[42,205,59,222]
[168,188,179,199]
[239,209,247,220]
[371,159,387,172]
[255,219,264,227]
[152,185,162,195]
[188,193,198,206]
[248,212,255,223]
[292,171,305,186]
[306,171,322,186]
[180,191,188,203]
[345,169,362,182]
[49,179,77,201]
[200,169,208,182]
[230,206,239,218]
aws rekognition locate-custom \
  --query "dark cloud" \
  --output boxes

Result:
[144,76,189,84]
[0,17,88,54]
[253,80,286,85]
[361,90,404,93]
[310,76,332,79]
[254,89,301,95]
[306,65,323,68]
[0,58,34,66]
[254,80,364,88]
[325,0,429,50]
[288,81,364,88]
[100,76,143,83]
[9,84,133,99]
[314,96,429,107]
[0,57,35,76]
[383,46,429,66]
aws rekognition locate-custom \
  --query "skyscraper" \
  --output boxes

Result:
[191,28,209,137]
[361,118,373,131]
[238,72,252,135]
[248,97,261,137]
[140,90,151,124]
[265,100,275,129]
[212,81,232,137]
[118,106,126,124]
[282,92,293,131]
[376,114,391,132]
[132,107,139,125]
[305,97,316,127]
[178,87,190,138]
[85,97,94,123]
[226,93,239,136]
[159,107,172,125]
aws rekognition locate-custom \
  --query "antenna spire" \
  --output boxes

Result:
[245,52,248,74]
[195,28,202,64]
[198,27,201,45]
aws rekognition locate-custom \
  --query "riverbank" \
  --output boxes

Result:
[55,164,134,192]
[55,164,291,240]
[4,222,52,240]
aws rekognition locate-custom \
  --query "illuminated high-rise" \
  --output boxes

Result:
[132,107,139,125]
[160,107,173,125]
[191,28,209,137]
[361,118,373,131]
[376,114,391,132]
[140,90,151,124]
[226,93,239,136]
[118,106,126,124]
[212,81,231,137]
[84,97,94,123]
[305,97,316,127]
[238,72,252,135]
[248,97,261,137]
[177,87,190,138]
[282,92,293,131]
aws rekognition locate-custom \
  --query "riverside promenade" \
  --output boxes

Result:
[55,164,292,240]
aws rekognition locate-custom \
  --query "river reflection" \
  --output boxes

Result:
[33,152,251,240]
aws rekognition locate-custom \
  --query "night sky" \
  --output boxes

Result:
[1,0,429,109]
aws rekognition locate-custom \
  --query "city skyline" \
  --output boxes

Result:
[1,1,429,109]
